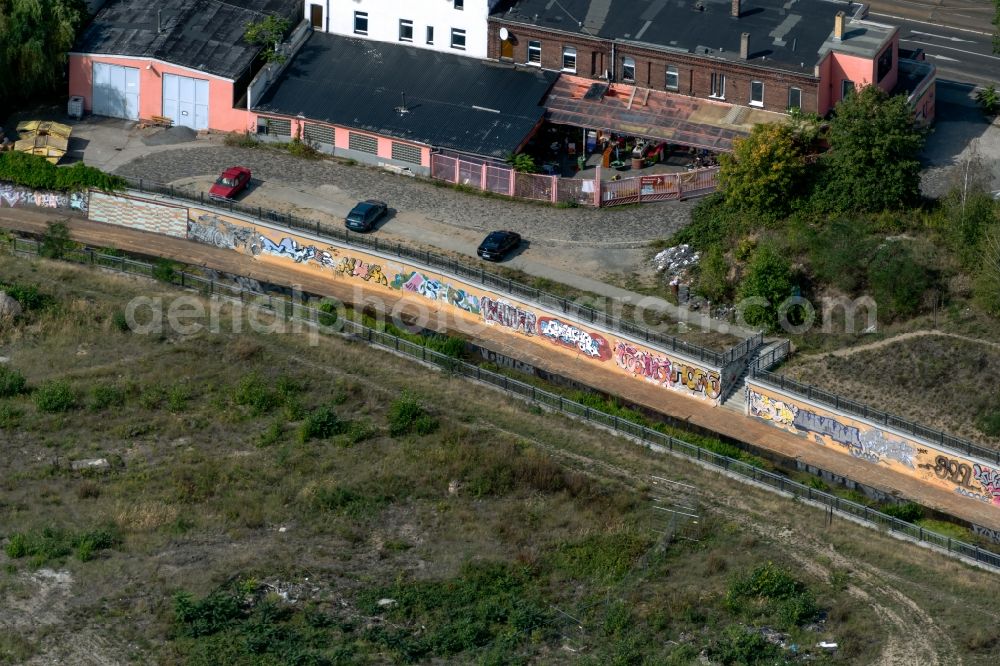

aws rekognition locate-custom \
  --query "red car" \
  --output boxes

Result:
[209,166,252,200]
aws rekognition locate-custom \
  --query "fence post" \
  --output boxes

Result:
[594,165,602,207]
[509,165,516,196]
[481,163,487,192]
[550,175,557,204]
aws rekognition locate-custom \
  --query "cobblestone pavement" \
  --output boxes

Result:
[112,146,698,246]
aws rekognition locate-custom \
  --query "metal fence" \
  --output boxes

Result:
[119,175,754,367]
[8,235,999,572]
[429,152,718,208]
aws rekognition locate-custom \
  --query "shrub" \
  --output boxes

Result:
[286,138,320,159]
[726,561,818,629]
[0,152,125,192]
[39,221,74,260]
[89,383,126,411]
[0,282,52,311]
[696,245,730,302]
[882,502,925,523]
[808,218,876,294]
[111,311,130,332]
[4,525,120,564]
[718,122,806,218]
[737,244,796,332]
[223,131,260,148]
[317,300,339,327]
[0,404,22,429]
[387,393,438,436]
[233,373,280,415]
[34,380,77,412]
[976,407,1000,437]
[173,590,245,638]
[0,366,27,398]
[867,241,932,319]
[299,406,345,442]
[976,84,1000,116]
[152,259,178,283]
[710,625,783,666]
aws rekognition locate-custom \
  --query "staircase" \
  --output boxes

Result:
[719,339,788,414]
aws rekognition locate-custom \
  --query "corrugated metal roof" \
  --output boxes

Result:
[253,33,556,158]
[75,0,301,80]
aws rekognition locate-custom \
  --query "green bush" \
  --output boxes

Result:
[0,152,125,192]
[976,408,1000,437]
[726,561,818,629]
[34,380,77,412]
[0,366,27,397]
[976,84,1000,116]
[0,404,22,429]
[0,281,53,311]
[882,502,925,523]
[317,300,339,327]
[299,406,345,442]
[232,373,280,415]
[111,310,130,332]
[808,218,876,294]
[89,383,126,411]
[696,245,730,302]
[710,625,784,666]
[39,221,74,260]
[4,525,120,564]
[223,131,260,148]
[387,393,438,436]
[672,193,748,251]
[152,259,178,283]
[867,242,932,319]
[737,244,796,332]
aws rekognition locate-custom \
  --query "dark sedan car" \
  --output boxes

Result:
[477,230,521,261]
[345,200,389,232]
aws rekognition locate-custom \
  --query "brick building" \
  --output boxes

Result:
[489,0,935,126]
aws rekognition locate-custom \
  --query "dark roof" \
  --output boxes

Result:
[495,0,860,75]
[254,33,557,158]
[75,0,302,80]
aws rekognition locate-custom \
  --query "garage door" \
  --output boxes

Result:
[92,63,140,120]
[162,73,209,130]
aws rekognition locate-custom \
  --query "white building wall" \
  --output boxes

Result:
[303,0,499,59]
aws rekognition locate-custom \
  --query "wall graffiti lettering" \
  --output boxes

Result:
[187,214,254,250]
[0,183,88,212]
[448,287,481,314]
[614,341,672,385]
[480,297,536,335]
[338,257,389,286]
[748,390,798,425]
[538,317,610,360]
[919,455,978,491]
[673,362,722,400]
[971,523,1000,544]
[390,271,481,313]
[856,430,917,469]
[972,463,1000,505]
[252,234,336,268]
[793,410,860,448]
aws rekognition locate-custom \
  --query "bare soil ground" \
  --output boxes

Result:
[1,254,999,664]
[783,332,1000,449]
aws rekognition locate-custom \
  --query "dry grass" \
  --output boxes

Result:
[783,334,1000,448]
[0,253,998,664]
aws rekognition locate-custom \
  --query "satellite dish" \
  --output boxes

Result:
[499,27,510,41]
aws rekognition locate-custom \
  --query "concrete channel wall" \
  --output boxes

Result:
[745,379,1000,513]
[88,189,732,405]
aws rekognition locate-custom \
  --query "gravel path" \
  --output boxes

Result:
[113,146,697,246]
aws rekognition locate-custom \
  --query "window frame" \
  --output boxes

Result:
[527,40,541,65]
[749,80,764,107]
[426,25,434,45]
[399,19,413,43]
[841,79,855,99]
[665,65,679,91]
[353,11,368,35]
[622,56,636,83]
[562,45,577,73]
[451,28,466,50]
[710,72,726,99]
[787,87,802,111]
[454,0,464,9]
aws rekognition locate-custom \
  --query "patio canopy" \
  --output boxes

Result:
[544,75,787,153]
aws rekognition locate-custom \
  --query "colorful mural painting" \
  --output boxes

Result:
[747,383,1000,510]
[0,183,88,212]
[93,192,727,405]
[538,317,611,360]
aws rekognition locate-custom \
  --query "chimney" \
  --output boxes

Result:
[834,11,845,40]
[740,32,749,60]
[731,0,741,17]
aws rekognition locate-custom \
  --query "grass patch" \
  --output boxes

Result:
[387,392,438,436]
[33,380,77,412]
[5,525,121,564]
[0,366,27,398]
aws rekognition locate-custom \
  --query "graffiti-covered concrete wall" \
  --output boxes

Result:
[0,182,88,213]
[746,380,1000,513]
[89,191,187,238]
[90,190,727,405]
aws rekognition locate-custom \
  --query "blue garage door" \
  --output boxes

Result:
[162,73,209,130]
[92,63,140,120]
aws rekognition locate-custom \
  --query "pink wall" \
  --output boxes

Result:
[816,31,899,115]
[68,54,252,132]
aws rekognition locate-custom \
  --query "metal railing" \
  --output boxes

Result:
[750,351,1000,465]
[8,235,999,572]
[119,175,757,367]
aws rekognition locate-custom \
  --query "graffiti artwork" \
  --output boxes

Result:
[748,390,798,426]
[480,297,536,335]
[338,257,389,286]
[187,214,254,250]
[252,234,336,268]
[614,341,671,385]
[973,463,1000,505]
[673,362,722,400]
[0,184,88,212]
[390,271,481,313]
[972,523,1000,544]
[448,287,481,314]
[538,317,610,360]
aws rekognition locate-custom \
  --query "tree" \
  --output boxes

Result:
[505,152,539,173]
[718,123,806,218]
[867,242,932,319]
[819,85,926,213]
[0,0,88,115]
[737,244,795,332]
[696,245,730,302]
[975,223,1000,315]
[244,15,292,64]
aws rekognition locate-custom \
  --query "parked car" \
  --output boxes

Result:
[477,230,521,261]
[209,166,252,201]
[345,199,389,232]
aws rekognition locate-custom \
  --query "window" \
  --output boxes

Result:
[392,142,422,165]
[527,40,541,65]
[877,46,893,82]
[426,26,434,45]
[451,28,466,50]
[399,19,413,42]
[303,123,334,145]
[454,0,464,9]
[750,80,764,106]
[665,65,678,91]
[841,79,855,99]
[353,11,367,35]
[622,57,635,82]
[710,73,726,98]
[562,46,577,72]
[787,87,801,111]
[348,132,378,155]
